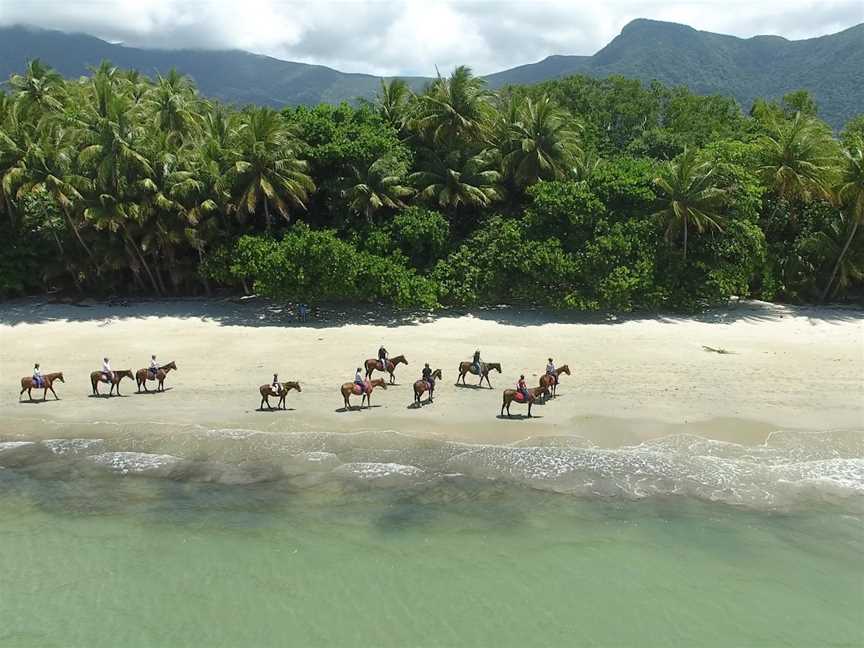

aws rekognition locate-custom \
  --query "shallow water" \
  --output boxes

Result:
[1,425,862,647]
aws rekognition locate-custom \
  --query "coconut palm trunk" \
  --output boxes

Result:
[821,219,859,302]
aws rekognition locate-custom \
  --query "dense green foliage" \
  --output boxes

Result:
[1,60,862,310]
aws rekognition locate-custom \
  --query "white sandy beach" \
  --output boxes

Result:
[1,299,862,446]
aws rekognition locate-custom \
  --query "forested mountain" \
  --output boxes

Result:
[486,19,864,129]
[1,19,862,126]
[0,25,427,106]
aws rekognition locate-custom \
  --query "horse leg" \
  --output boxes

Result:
[389,370,394,384]
[528,401,533,418]
[49,385,58,400]
[19,386,26,401]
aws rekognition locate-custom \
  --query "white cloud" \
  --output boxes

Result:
[0,0,861,75]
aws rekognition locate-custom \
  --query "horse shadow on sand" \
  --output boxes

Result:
[255,406,296,413]
[87,393,127,399]
[407,397,434,409]
[18,397,59,404]
[335,404,384,413]
[135,387,174,395]
[495,413,544,421]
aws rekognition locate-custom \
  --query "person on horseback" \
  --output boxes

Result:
[378,346,388,371]
[272,373,282,394]
[517,375,529,401]
[32,363,43,388]
[354,367,366,393]
[546,358,556,384]
[422,363,434,389]
[472,349,482,375]
[149,355,159,379]
[102,357,114,383]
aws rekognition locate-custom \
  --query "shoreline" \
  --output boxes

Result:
[2,298,862,447]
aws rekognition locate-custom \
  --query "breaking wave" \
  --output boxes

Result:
[1,423,862,510]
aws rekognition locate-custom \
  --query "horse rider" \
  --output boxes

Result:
[102,357,114,383]
[378,345,389,371]
[149,354,159,379]
[422,363,434,389]
[354,367,366,393]
[472,349,482,375]
[32,362,43,388]
[546,357,556,384]
[272,373,282,394]
[517,374,530,401]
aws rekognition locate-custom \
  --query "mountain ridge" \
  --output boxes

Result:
[1,20,861,127]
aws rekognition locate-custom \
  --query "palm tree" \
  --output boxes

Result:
[822,137,864,300]
[802,211,864,300]
[373,79,413,133]
[413,66,492,148]
[11,123,95,263]
[500,95,580,188]
[78,66,162,292]
[653,147,726,259]
[342,155,413,223]
[409,149,502,211]
[230,107,315,229]
[757,112,838,203]
[146,69,199,145]
[8,59,65,119]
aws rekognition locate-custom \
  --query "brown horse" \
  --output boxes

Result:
[340,378,387,410]
[259,381,301,410]
[90,369,133,396]
[364,355,408,383]
[413,369,443,406]
[19,372,65,402]
[136,361,178,393]
[501,385,549,418]
[457,361,501,388]
[539,364,571,398]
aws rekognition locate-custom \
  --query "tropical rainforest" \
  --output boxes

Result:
[1,61,862,311]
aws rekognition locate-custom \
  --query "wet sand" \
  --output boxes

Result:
[1,299,862,446]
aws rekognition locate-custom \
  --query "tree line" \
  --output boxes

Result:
[1,60,862,310]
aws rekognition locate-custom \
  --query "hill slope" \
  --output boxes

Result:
[0,25,427,106]
[1,20,861,126]
[485,19,864,128]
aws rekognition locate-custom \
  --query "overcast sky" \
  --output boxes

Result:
[1,1,861,76]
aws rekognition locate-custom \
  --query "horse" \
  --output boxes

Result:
[457,361,501,388]
[364,354,408,383]
[413,369,443,406]
[19,372,64,402]
[259,381,301,410]
[136,361,178,393]
[340,378,387,410]
[90,369,133,396]
[539,364,571,398]
[501,385,549,418]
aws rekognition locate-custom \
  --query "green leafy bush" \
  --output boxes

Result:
[224,224,439,308]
